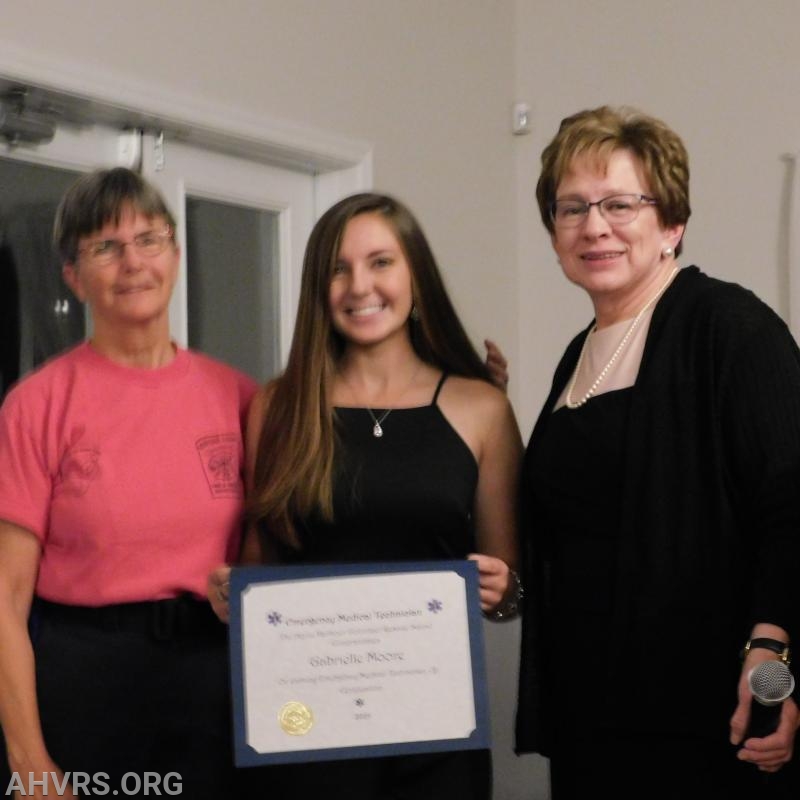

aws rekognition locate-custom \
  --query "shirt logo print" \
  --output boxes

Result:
[196,432,242,498]
[58,447,101,497]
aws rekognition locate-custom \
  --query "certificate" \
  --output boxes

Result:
[228,560,490,766]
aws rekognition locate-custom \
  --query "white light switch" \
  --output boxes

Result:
[512,102,532,136]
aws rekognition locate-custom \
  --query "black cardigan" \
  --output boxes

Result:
[516,266,800,755]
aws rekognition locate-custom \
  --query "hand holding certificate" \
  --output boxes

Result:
[229,560,490,766]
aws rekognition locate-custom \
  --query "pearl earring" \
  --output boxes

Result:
[662,246,674,258]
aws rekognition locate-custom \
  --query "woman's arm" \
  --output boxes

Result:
[472,390,522,565]
[714,298,800,770]
[729,621,799,772]
[0,521,76,798]
[440,377,523,614]
[470,389,523,615]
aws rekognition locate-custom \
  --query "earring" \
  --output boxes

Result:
[662,246,674,258]
[410,305,420,322]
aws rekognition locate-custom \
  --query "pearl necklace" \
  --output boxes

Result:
[565,267,678,409]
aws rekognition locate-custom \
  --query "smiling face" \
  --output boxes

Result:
[328,212,415,350]
[551,148,684,323]
[62,207,179,333]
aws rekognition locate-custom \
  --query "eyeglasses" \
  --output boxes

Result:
[551,194,657,228]
[77,227,174,265]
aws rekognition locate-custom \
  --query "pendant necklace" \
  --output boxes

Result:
[342,361,424,438]
[367,408,392,438]
[566,266,678,409]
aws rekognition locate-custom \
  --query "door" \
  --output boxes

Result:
[142,133,315,381]
[0,124,127,395]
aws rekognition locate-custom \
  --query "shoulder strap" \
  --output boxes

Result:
[431,371,448,405]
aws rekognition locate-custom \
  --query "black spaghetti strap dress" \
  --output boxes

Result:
[260,373,492,800]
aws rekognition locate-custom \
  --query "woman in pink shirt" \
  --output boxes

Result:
[0,168,256,800]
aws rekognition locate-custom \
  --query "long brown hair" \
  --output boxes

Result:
[249,192,491,548]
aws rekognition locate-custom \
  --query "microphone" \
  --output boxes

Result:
[745,660,795,739]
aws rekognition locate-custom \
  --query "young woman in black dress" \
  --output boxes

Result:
[212,192,522,799]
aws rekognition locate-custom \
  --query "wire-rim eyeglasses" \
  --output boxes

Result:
[551,194,657,228]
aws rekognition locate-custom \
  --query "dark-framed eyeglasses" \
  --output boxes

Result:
[551,194,657,228]
[77,227,174,265]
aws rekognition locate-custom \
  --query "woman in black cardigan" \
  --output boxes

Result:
[515,105,800,799]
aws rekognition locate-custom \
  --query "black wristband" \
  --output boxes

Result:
[741,637,791,665]
[486,568,523,622]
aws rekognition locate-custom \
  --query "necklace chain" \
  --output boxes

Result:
[565,267,678,409]
[340,361,424,438]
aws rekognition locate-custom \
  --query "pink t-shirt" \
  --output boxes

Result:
[0,342,258,605]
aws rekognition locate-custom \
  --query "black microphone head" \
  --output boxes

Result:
[748,660,795,707]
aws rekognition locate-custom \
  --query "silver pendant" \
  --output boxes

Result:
[373,423,384,438]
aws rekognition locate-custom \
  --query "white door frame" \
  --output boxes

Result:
[142,134,316,358]
[0,38,372,215]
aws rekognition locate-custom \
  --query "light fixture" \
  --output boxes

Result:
[0,92,57,145]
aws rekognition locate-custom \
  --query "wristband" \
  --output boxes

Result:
[741,637,791,665]
[487,568,523,622]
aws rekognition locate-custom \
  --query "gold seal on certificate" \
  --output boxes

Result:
[279,701,314,736]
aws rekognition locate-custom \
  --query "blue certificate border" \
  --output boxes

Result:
[229,559,490,766]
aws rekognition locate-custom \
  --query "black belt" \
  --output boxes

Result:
[35,595,225,642]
